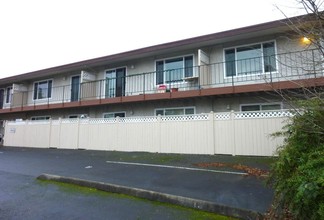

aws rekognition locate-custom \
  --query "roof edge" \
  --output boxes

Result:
[0,13,309,84]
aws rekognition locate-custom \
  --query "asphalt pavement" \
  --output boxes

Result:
[0,147,274,219]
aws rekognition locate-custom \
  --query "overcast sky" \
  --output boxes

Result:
[0,0,307,78]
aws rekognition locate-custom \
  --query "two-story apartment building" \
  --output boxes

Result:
[0,15,323,129]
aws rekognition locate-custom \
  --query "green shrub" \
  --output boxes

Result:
[269,98,324,219]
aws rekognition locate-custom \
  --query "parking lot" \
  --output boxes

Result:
[0,147,274,219]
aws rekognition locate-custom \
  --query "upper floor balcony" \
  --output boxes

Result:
[1,48,324,113]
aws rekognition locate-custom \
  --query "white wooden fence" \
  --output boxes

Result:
[4,111,291,156]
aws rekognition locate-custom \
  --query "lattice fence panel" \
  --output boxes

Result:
[235,110,293,119]
[120,116,158,123]
[61,119,79,124]
[51,120,61,125]
[214,113,230,120]
[88,118,117,124]
[6,110,292,126]
[161,114,208,122]
[28,121,50,125]
[7,121,26,126]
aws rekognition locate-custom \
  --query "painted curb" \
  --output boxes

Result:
[37,173,263,220]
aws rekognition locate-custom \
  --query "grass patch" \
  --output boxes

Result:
[222,156,277,169]
[38,179,237,220]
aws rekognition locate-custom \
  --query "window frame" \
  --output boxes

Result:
[240,102,282,112]
[68,114,88,119]
[155,54,195,85]
[223,41,277,78]
[154,106,196,116]
[30,116,51,121]
[103,111,126,118]
[5,86,13,104]
[33,79,53,100]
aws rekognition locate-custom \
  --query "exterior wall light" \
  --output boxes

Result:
[302,36,311,44]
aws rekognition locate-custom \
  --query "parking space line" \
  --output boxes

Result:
[105,161,247,176]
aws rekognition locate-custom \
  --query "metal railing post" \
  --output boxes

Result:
[123,76,125,96]
[62,86,65,104]
[79,83,82,101]
[99,80,102,100]
[231,61,235,87]
[169,70,171,91]
[312,49,316,78]
[270,56,273,83]
[143,73,146,95]
[46,88,49,105]
[198,66,201,89]
[21,92,24,109]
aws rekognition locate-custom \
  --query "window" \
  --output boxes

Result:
[225,42,276,77]
[68,114,88,119]
[31,116,51,121]
[156,55,193,84]
[103,112,126,118]
[241,103,282,111]
[33,80,52,100]
[5,86,12,103]
[155,107,195,116]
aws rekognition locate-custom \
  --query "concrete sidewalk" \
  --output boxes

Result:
[0,147,274,219]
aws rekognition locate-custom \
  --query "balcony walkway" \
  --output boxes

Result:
[1,77,323,114]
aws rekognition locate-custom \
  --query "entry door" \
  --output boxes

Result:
[71,75,80,102]
[0,89,4,109]
[115,68,125,97]
[105,68,125,98]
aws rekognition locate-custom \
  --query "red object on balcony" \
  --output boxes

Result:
[158,85,167,93]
